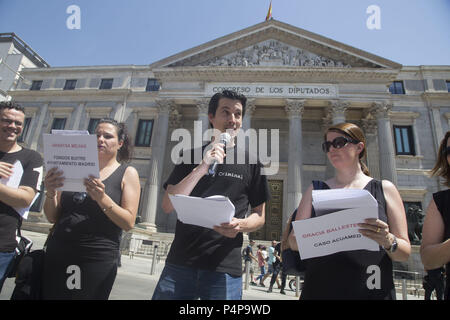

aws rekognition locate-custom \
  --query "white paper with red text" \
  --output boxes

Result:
[292,189,379,259]
[43,132,99,192]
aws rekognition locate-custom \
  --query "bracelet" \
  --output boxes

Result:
[45,192,56,199]
[102,205,113,213]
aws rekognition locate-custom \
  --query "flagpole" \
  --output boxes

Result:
[266,0,272,21]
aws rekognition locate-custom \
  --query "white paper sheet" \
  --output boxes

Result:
[312,188,378,216]
[292,188,379,259]
[0,160,38,219]
[0,160,23,188]
[43,131,99,192]
[168,194,235,229]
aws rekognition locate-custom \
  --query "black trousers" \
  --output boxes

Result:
[42,240,118,300]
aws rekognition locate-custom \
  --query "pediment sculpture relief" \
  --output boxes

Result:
[198,40,351,68]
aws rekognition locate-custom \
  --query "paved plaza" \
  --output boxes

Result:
[1,230,423,301]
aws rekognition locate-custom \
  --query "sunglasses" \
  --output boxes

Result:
[72,192,87,204]
[322,136,359,153]
[443,146,450,156]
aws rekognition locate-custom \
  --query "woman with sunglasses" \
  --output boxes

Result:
[42,119,140,299]
[288,122,410,299]
[421,131,450,300]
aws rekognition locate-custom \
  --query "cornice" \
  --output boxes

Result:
[422,91,450,100]
[9,88,132,99]
[152,66,399,83]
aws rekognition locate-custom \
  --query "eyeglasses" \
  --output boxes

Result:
[72,192,87,204]
[322,136,359,153]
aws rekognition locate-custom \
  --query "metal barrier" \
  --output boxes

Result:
[393,269,424,299]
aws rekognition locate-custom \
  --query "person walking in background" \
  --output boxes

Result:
[267,241,282,293]
[255,244,267,286]
[0,101,43,293]
[42,119,140,299]
[288,122,410,299]
[243,239,258,286]
[421,131,450,300]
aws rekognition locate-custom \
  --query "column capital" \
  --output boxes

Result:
[195,98,209,115]
[285,99,305,118]
[371,101,393,119]
[169,105,182,129]
[155,98,175,115]
[328,100,350,113]
[361,118,378,135]
[245,98,257,116]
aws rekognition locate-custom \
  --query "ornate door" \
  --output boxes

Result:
[250,180,283,241]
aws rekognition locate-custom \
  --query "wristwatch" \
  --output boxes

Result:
[385,235,398,253]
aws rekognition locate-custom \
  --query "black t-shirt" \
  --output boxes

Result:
[273,242,281,267]
[164,144,270,277]
[244,245,253,262]
[0,148,43,252]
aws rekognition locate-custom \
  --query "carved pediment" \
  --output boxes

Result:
[194,39,352,68]
[151,20,401,70]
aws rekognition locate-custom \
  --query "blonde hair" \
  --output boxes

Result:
[324,122,370,176]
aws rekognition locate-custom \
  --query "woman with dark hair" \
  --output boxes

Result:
[288,122,410,299]
[42,118,140,299]
[421,131,450,300]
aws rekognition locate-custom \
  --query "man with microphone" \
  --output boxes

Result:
[152,90,270,300]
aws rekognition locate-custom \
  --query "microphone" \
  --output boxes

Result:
[208,132,232,177]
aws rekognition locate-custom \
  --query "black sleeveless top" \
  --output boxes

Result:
[300,179,396,300]
[51,164,128,252]
[432,189,450,299]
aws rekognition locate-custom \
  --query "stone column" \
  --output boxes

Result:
[72,102,85,130]
[429,106,444,150]
[373,101,397,185]
[30,102,49,151]
[323,100,350,179]
[242,98,256,131]
[161,106,183,232]
[195,98,210,136]
[139,99,173,231]
[285,99,305,224]
[111,102,124,121]
[361,109,380,180]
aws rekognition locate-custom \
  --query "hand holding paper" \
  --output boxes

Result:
[213,217,241,238]
[0,160,38,219]
[292,188,379,260]
[168,194,235,230]
[0,161,14,180]
[43,130,99,192]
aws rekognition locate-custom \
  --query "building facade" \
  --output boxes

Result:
[10,20,450,241]
[0,33,49,101]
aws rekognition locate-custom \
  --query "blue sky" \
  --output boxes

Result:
[0,0,449,67]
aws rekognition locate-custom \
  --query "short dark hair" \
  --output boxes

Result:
[96,118,134,163]
[208,90,247,118]
[0,100,25,114]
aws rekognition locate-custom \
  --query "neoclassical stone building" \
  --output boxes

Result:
[10,20,450,241]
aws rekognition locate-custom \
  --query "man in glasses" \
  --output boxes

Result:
[152,90,270,300]
[0,101,43,292]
